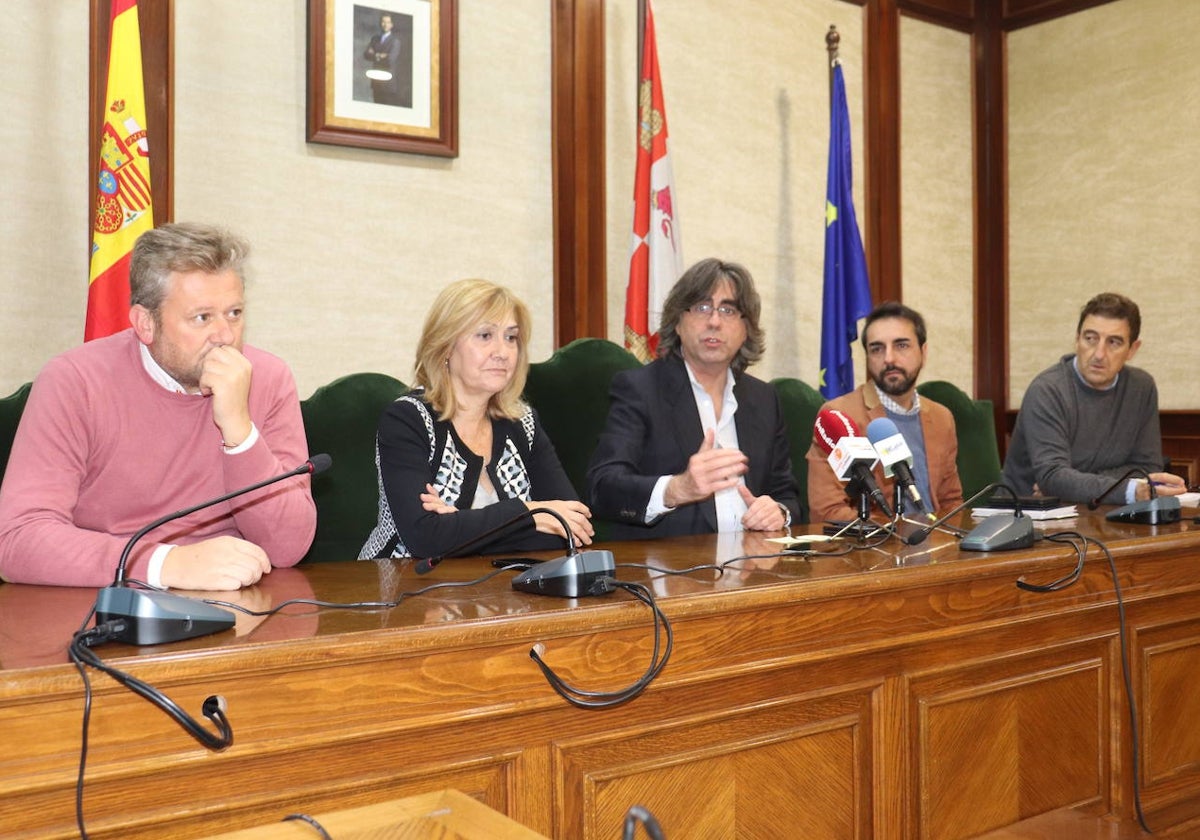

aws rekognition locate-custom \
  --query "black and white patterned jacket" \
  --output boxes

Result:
[359,391,579,560]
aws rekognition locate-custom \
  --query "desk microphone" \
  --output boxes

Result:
[508,507,615,598]
[414,506,615,598]
[904,481,1033,551]
[414,506,551,574]
[1087,468,1182,525]
[94,454,332,646]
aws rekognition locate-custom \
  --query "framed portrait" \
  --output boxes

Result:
[307,0,457,157]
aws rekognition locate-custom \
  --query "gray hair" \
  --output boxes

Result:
[130,223,250,315]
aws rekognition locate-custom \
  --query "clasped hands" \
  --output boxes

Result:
[420,484,595,547]
[663,429,788,531]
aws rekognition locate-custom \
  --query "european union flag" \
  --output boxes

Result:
[819,62,872,400]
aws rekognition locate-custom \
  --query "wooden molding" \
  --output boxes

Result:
[1001,0,1122,30]
[972,0,1010,451]
[863,0,903,305]
[550,0,607,346]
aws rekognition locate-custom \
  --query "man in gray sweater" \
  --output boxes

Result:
[1003,292,1186,505]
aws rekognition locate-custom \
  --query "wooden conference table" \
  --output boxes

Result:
[3,509,1200,839]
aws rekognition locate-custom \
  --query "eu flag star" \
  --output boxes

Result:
[825,200,839,229]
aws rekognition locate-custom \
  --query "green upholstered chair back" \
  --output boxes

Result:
[916,380,1003,500]
[300,372,407,563]
[0,383,32,490]
[770,377,824,524]
[523,338,643,501]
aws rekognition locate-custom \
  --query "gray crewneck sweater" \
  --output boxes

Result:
[1003,354,1164,504]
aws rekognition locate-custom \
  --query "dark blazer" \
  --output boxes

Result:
[586,354,800,540]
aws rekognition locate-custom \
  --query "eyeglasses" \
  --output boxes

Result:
[687,302,742,320]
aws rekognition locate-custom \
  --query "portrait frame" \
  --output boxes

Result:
[307,0,458,157]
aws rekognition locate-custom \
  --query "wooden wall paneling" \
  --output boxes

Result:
[863,0,904,304]
[551,0,607,346]
[899,0,976,32]
[1001,0,1122,30]
[911,641,1109,839]
[1138,616,1200,792]
[972,0,1011,445]
[554,685,873,838]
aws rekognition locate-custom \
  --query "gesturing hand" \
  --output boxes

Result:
[737,485,788,531]
[663,429,748,508]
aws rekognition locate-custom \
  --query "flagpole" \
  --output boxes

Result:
[827,24,840,97]
[637,0,646,76]
[819,24,872,399]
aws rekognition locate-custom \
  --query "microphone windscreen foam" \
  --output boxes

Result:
[812,409,860,455]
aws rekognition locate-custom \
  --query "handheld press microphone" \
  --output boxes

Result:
[812,409,893,518]
[866,417,933,520]
[1087,468,1182,525]
[94,454,332,646]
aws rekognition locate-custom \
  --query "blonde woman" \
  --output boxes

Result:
[360,279,592,561]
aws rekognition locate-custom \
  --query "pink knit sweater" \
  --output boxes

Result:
[0,330,316,586]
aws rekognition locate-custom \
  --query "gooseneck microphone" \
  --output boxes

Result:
[1087,467,1152,510]
[1087,467,1182,525]
[414,505,616,598]
[812,409,893,518]
[866,417,932,520]
[907,480,1032,552]
[509,507,616,598]
[413,502,567,574]
[94,454,332,646]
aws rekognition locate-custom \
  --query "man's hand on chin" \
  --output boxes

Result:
[200,345,253,447]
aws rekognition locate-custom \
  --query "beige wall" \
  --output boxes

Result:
[1,0,555,399]
[1008,0,1200,410]
[0,2,91,394]
[2,0,1195,413]
[900,15,974,394]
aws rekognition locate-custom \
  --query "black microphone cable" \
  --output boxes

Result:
[527,577,672,709]
[68,609,234,840]
[622,804,667,839]
[1012,531,1151,833]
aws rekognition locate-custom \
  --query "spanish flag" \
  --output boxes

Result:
[86,0,154,341]
[624,0,683,363]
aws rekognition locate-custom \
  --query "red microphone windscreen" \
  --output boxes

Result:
[812,408,861,455]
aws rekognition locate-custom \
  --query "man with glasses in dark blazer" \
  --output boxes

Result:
[587,258,800,539]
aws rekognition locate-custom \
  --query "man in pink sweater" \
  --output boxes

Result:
[0,223,316,589]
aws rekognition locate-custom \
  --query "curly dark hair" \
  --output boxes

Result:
[656,258,763,375]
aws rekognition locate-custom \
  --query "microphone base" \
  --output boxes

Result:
[511,550,616,598]
[1105,496,1182,525]
[95,586,236,646]
[960,514,1036,552]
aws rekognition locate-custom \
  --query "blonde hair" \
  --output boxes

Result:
[414,279,531,421]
